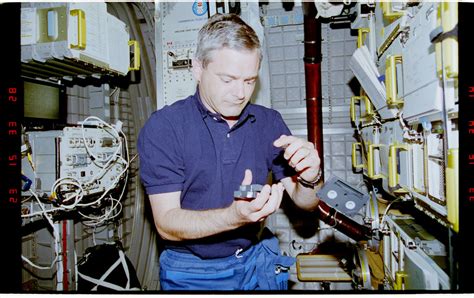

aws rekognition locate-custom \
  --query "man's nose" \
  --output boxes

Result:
[234,81,245,99]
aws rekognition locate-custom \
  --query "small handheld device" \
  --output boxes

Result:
[234,184,263,200]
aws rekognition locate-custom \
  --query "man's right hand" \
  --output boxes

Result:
[231,169,284,223]
[148,169,285,241]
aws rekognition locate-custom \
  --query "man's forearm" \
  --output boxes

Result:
[155,206,241,241]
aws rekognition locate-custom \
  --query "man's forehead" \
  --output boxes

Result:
[204,48,260,73]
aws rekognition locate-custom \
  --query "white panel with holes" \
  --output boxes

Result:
[58,126,125,200]
[157,2,208,107]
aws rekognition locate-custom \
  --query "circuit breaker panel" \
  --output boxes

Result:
[156,2,208,107]
[348,1,458,290]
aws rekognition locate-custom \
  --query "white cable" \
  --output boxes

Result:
[21,164,124,219]
[75,117,129,208]
[51,177,85,209]
[79,125,129,225]
[22,116,131,271]
[92,226,97,246]
[80,197,123,227]
[79,197,122,226]
[80,118,127,197]
[23,116,130,226]
[77,124,130,210]
[398,112,422,142]
[82,171,127,226]
[398,112,407,130]
[84,161,127,227]
[81,116,122,170]
[129,154,138,164]
[22,178,86,218]
[372,114,382,126]
[77,159,129,208]
[81,116,128,200]
[86,144,125,183]
[21,194,34,204]
[379,197,403,230]
[21,193,58,218]
[75,249,78,290]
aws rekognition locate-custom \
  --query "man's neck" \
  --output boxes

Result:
[222,116,239,128]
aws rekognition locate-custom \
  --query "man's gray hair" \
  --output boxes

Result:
[195,13,262,68]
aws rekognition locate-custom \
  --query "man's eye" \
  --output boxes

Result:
[221,77,232,83]
[246,80,256,85]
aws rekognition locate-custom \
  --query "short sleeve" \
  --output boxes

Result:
[268,111,297,181]
[137,112,185,195]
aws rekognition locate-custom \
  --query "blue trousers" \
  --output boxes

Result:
[159,235,295,290]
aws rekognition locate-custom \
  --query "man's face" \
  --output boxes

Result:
[193,48,260,120]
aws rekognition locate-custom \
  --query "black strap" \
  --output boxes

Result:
[430,24,458,43]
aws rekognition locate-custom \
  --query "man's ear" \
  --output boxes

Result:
[192,58,203,83]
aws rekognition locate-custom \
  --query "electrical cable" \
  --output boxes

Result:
[78,130,129,207]
[21,116,131,272]
[77,118,130,225]
[80,116,122,170]
[22,117,130,225]
[379,197,403,230]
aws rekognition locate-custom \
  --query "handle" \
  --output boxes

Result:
[70,9,86,50]
[441,2,458,78]
[381,2,405,22]
[388,144,408,188]
[363,95,374,117]
[446,148,458,232]
[359,90,374,116]
[350,96,358,123]
[367,144,384,180]
[385,55,403,106]
[357,28,370,48]
[394,271,406,290]
[351,95,374,123]
[352,142,364,169]
[128,40,141,71]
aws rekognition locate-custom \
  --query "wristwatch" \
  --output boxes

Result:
[297,168,322,188]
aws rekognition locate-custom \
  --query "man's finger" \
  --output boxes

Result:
[273,135,297,148]
[283,138,306,160]
[250,184,271,211]
[241,169,253,186]
[288,147,310,168]
[254,184,283,220]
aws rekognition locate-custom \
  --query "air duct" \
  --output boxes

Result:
[303,2,324,181]
[303,3,371,242]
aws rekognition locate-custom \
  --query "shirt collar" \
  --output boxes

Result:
[192,88,255,124]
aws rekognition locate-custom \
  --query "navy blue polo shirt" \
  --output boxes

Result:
[137,90,295,259]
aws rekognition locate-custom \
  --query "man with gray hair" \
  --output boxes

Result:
[138,13,322,290]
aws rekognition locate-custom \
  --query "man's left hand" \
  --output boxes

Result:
[273,135,321,183]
